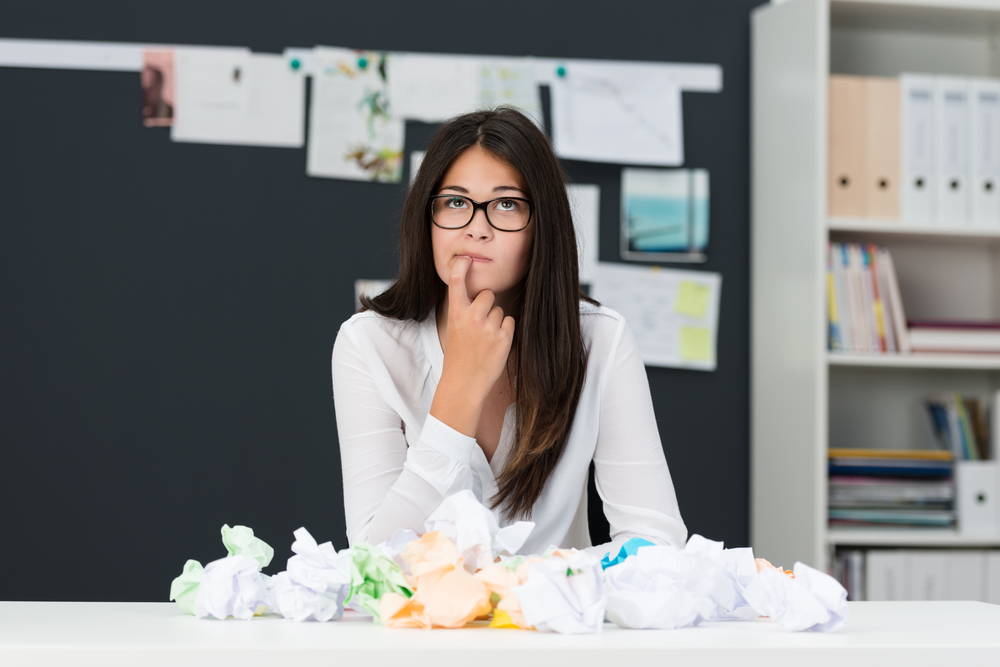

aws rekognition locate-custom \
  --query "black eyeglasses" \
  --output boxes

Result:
[429,194,534,232]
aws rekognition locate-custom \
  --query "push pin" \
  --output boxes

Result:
[556,65,567,78]
[290,58,301,71]
[358,56,368,70]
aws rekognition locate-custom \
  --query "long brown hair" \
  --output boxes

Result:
[361,107,596,519]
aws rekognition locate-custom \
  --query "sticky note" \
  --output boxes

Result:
[675,280,711,318]
[680,326,711,361]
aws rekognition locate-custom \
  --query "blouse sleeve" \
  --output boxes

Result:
[583,316,688,560]
[332,319,477,546]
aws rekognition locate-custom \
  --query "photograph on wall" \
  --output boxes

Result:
[141,50,175,127]
[620,167,709,263]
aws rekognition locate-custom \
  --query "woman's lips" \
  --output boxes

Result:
[455,253,492,263]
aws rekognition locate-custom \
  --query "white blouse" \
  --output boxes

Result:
[331,301,687,560]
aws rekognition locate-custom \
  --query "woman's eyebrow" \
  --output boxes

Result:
[439,185,468,193]
[493,185,526,194]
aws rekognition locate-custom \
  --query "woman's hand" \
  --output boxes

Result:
[429,257,515,437]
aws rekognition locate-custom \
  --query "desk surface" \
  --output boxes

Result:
[1,601,999,667]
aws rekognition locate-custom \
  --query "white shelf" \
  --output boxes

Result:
[828,352,1000,369]
[828,218,1000,243]
[827,528,1000,547]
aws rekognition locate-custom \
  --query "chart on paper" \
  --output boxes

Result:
[591,263,721,371]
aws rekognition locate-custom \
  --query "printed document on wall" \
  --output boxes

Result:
[387,53,541,125]
[172,52,304,147]
[171,47,251,139]
[551,61,684,166]
[308,47,403,182]
[590,263,721,371]
[387,53,479,123]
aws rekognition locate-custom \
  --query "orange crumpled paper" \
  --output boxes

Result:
[379,531,493,628]
[475,561,532,629]
[755,557,794,578]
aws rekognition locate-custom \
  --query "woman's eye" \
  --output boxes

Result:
[447,198,468,209]
[496,199,517,211]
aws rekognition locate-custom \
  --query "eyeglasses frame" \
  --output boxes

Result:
[428,194,534,232]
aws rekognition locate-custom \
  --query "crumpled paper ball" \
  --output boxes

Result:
[347,543,413,622]
[271,527,352,622]
[380,531,492,628]
[513,548,606,634]
[194,554,272,620]
[423,490,534,572]
[743,561,848,632]
[221,524,274,569]
[605,535,761,630]
[475,560,532,629]
[168,559,204,615]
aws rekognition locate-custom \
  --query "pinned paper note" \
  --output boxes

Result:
[675,281,710,318]
[308,47,403,182]
[172,52,304,147]
[591,263,721,371]
[551,60,684,166]
[680,327,711,362]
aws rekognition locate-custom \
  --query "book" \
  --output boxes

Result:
[908,327,1000,353]
[828,508,956,526]
[826,243,908,354]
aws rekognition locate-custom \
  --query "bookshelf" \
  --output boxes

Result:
[751,0,1000,571]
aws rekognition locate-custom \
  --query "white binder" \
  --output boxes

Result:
[900,74,936,223]
[956,460,999,535]
[971,78,1000,227]
[934,76,972,226]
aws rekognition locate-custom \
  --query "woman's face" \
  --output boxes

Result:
[431,145,534,305]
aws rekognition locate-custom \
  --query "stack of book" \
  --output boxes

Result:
[909,320,1000,354]
[828,449,954,528]
[826,242,910,354]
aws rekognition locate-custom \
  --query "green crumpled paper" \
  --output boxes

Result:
[221,524,274,569]
[347,543,412,623]
[169,559,204,615]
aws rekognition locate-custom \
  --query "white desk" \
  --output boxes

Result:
[1,601,998,667]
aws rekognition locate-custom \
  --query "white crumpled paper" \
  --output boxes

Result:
[423,490,534,572]
[271,527,353,622]
[743,561,848,632]
[514,549,606,634]
[194,554,272,620]
[605,535,759,630]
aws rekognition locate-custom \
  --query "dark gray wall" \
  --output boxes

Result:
[0,0,764,601]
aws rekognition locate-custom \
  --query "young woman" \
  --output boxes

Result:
[332,107,686,558]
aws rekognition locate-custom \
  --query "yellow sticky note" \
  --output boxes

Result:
[675,281,711,318]
[680,326,711,362]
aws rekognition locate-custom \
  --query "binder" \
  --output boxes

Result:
[866,551,910,601]
[900,74,936,223]
[829,75,867,217]
[934,76,972,226]
[865,77,901,219]
[956,461,999,534]
[971,78,1000,227]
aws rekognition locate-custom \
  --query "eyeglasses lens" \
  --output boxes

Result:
[431,196,530,231]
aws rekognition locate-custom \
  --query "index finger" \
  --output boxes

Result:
[448,256,472,308]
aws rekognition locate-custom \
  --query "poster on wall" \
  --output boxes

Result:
[620,167,710,263]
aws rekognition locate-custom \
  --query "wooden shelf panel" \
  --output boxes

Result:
[827,528,1000,547]
[828,352,1000,369]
